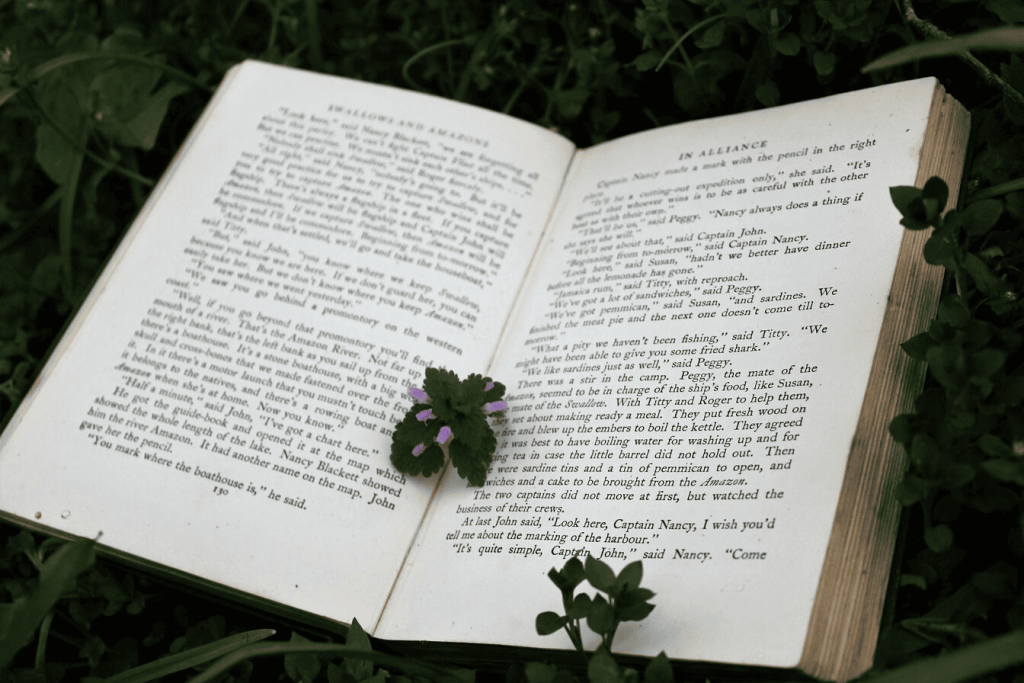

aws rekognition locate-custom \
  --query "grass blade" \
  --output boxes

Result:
[100,628,276,683]
[863,27,1024,72]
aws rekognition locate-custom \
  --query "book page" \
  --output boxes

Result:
[0,61,574,625]
[378,79,938,666]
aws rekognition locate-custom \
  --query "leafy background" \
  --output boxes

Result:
[1,0,1023,681]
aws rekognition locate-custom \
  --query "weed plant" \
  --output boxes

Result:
[1,0,1024,681]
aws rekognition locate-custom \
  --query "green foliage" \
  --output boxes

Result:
[885,178,1024,675]
[3,0,1024,681]
[0,536,95,671]
[889,177,1023,549]
[528,557,667,683]
[391,368,506,486]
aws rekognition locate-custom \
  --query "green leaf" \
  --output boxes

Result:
[900,574,928,590]
[962,199,1003,235]
[616,600,656,622]
[921,233,958,268]
[922,177,949,215]
[695,22,725,49]
[890,186,922,216]
[970,348,1006,376]
[284,632,321,683]
[344,618,374,682]
[524,662,557,683]
[585,555,616,592]
[643,652,673,683]
[567,593,593,620]
[755,80,780,107]
[587,648,621,683]
[0,538,96,670]
[117,81,191,150]
[813,51,836,76]
[894,475,926,506]
[924,524,954,553]
[548,557,586,593]
[889,413,916,444]
[864,27,1024,72]
[937,295,970,328]
[631,51,662,72]
[586,595,615,635]
[982,459,1024,484]
[612,561,643,595]
[963,253,1004,297]
[901,332,935,361]
[536,611,568,636]
[775,32,801,56]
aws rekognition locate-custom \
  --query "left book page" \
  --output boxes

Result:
[0,60,575,626]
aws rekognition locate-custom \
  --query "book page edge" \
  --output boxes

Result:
[797,84,970,682]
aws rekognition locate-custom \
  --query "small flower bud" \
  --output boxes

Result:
[416,408,435,421]
[483,400,507,414]
[436,426,453,445]
[412,443,426,456]
[409,387,430,402]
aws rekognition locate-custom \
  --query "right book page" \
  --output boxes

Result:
[377,78,960,678]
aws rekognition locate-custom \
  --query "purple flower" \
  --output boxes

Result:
[409,387,430,402]
[416,408,435,421]
[436,426,453,445]
[485,382,494,392]
[483,400,507,414]
[412,443,426,456]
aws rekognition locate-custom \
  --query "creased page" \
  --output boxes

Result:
[0,60,574,626]
[378,79,937,666]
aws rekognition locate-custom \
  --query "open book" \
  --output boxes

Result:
[0,60,968,682]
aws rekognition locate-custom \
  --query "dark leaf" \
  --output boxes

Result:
[587,648,621,683]
[924,524,954,553]
[922,176,949,215]
[586,595,615,635]
[890,186,922,216]
[643,652,673,683]
[585,555,616,592]
[617,600,655,622]
[567,592,593,620]
[536,611,568,636]
[900,332,934,361]
[962,199,1003,235]
[284,631,321,683]
[612,561,643,594]
[524,662,557,683]
[344,618,374,682]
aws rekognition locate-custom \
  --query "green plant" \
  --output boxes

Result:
[882,178,1024,673]
[527,556,669,683]
[390,368,506,486]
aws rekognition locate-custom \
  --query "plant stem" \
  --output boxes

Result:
[970,177,1024,200]
[902,0,1024,109]
[34,610,54,671]
[402,39,470,93]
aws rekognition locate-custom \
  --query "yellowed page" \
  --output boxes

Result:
[0,60,574,626]
[378,79,938,667]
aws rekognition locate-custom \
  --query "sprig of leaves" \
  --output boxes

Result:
[889,177,1023,550]
[883,178,1024,669]
[390,368,506,486]
[537,556,655,654]
[529,557,667,683]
